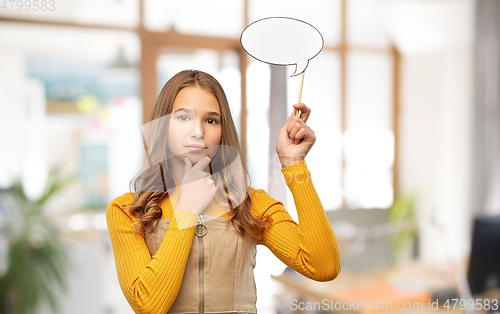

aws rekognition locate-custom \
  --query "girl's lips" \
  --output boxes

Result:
[186,146,206,153]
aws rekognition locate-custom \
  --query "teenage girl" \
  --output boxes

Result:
[106,70,341,314]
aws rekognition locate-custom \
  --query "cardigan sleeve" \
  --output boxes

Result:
[106,193,199,314]
[253,160,341,282]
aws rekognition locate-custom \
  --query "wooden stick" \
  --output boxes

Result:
[296,71,305,117]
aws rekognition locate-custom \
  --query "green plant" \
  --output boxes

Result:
[0,166,77,314]
[388,191,418,263]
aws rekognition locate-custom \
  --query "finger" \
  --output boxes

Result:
[287,122,302,144]
[288,122,305,144]
[293,103,311,123]
[291,124,314,145]
[294,128,306,145]
[294,103,310,123]
[184,157,192,175]
[280,109,298,135]
[193,156,210,172]
[286,116,304,136]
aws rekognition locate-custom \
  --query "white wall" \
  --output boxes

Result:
[392,0,476,261]
[399,48,474,261]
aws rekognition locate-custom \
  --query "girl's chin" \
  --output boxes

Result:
[185,155,204,164]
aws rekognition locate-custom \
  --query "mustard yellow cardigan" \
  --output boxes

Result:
[106,160,341,313]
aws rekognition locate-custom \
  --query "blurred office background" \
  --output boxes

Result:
[0,0,498,313]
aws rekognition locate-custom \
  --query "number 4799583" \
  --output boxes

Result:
[1,0,55,11]
[443,298,499,311]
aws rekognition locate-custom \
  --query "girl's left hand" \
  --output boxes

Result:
[276,103,316,168]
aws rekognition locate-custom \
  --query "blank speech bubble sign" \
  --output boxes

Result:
[240,17,324,77]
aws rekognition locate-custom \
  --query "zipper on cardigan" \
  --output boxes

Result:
[195,214,207,237]
[197,214,205,314]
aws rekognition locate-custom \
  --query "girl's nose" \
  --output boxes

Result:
[190,121,204,139]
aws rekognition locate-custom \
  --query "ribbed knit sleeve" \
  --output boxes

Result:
[106,193,199,314]
[254,160,341,282]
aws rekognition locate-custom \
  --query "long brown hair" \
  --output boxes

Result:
[124,70,269,241]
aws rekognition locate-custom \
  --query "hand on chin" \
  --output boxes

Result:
[185,155,210,170]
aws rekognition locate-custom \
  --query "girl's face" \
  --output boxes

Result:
[167,85,222,165]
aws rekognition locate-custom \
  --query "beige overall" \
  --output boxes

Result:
[145,214,258,314]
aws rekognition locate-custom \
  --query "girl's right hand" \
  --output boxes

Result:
[176,156,216,216]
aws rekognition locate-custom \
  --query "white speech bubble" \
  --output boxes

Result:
[240,17,324,77]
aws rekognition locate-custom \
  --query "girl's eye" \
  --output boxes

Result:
[177,115,218,124]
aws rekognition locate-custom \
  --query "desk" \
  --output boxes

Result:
[272,260,500,314]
